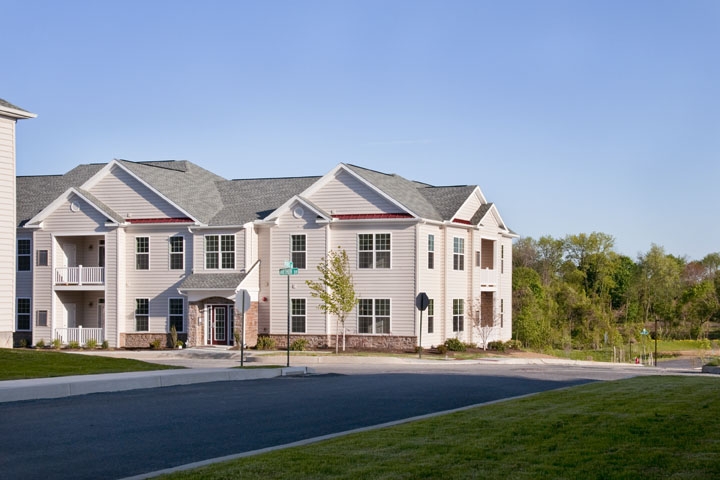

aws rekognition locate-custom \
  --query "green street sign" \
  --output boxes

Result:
[279,268,299,275]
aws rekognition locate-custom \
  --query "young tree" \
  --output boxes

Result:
[306,248,357,353]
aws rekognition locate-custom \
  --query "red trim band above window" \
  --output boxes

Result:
[452,218,472,225]
[125,217,194,224]
[333,213,413,220]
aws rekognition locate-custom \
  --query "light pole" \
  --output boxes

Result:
[279,261,299,367]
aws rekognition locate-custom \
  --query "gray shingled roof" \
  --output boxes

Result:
[75,188,125,224]
[16,163,105,226]
[17,160,508,230]
[178,273,247,290]
[418,185,477,221]
[209,176,321,225]
[119,160,226,224]
[344,164,444,220]
[0,98,31,113]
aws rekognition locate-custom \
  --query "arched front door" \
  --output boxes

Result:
[208,305,234,345]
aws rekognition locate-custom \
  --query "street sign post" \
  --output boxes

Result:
[416,292,429,358]
[279,261,299,367]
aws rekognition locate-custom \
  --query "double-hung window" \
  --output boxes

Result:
[453,237,464,271]
[358,233,390,269]
[205,234,235,269]
[16,298,30,331]
[427,234,435,269]
[136,237,149,270]
[358,299,390,334]
[17,239,31,272]
[36,250,48,267]
[169,236,184,270]
[168,298,184,332]
[135,298,149,331]
[36,310,48,327]
[427,299,434,334]
[291,235,306,269]
[291,298,306,333]
[453,299,464,332]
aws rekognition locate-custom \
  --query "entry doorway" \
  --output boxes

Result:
[207,305,234,345]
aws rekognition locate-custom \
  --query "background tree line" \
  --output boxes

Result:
[512,232,720,350]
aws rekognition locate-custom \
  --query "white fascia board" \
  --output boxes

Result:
[25,187,120,227]
[263,195,331,222]
[451,186,487,221]
[79,159,200,223]
[0,106,36,119]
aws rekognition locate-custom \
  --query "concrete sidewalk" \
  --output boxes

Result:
[0,347,314,403]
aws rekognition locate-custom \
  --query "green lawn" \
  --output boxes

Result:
[0,349,180,380]
[161,376,720,480]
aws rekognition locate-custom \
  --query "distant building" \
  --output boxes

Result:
[16,159,516,350]
[0,98,35,348]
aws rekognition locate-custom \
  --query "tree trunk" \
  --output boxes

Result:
[335,317,339,354]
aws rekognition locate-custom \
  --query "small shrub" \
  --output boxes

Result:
[176,340,184,349]
[101,340,109,350]
[35,339,46,349]
[444,338,466,352]
[488,341,506,352]
[290,338,308,351]
[67,340,80,349]
[149,339,162,350]
[234,331,241,347]
[85,338,98,349]
[19,338,28,348]
[705,357,720,367]
[255,336,276,350]
[504,339,523,350]
[51,338,62,350]
[464,342,477,350]
[436,344,448,355]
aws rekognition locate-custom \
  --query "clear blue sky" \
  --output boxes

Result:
[4,0,719,261]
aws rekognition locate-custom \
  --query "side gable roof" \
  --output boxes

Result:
[418,185,477,221]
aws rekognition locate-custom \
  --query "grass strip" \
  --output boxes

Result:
[162,376,720,480]
[0,349,180,380]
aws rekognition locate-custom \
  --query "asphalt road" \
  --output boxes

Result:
[0,370,596,480]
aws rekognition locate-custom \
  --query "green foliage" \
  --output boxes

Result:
[255,336,276,350]
[487,341,506,351]
[435,344,447,355]
[67,340,80,349]
[234,331,241,346]
[101,340,109,350]
[51,338,62,350]
[19,338,28,348]
[513,233,720,352]
[85,338,98,349]
[149,339,162,350]
[306,248,357,353]
[444,338,466,352]
[290,338,308,351]
[35,339,46,348]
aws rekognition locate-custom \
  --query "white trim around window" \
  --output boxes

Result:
[291,234,306,270]
[168,297,185,333]
[169,235,185,270]
[204,234,235,270]
[358,233,391,269]
[135,237,150,270]
[291,297,306,333]
[358,298,391,334]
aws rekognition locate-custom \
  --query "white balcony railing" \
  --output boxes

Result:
[55,327,104,346]
[55,266,104,286]
[479,267,497,286]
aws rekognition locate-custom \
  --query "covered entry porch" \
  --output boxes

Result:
[53,291,106,346]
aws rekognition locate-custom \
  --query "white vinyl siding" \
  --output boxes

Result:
[89,165,186,220]
[42,196,113,232]
[0,117,16,336]
[308,169,402,215]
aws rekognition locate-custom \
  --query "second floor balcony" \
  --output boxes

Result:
[55,265,105,289]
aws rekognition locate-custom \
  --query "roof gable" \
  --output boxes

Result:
[24,187,122,227]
